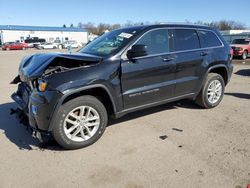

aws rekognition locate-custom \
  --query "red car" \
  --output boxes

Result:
[230,38,250,59]
[2,42,29,51]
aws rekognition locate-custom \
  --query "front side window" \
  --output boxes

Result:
[173,29,200,51]
[198,30,222,48]
[135,29,169,55]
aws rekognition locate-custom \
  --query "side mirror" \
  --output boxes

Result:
[127,44,148,59]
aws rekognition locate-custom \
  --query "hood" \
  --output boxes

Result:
[18,52,102,82]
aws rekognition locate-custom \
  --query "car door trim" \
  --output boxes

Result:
[115,93,195,118]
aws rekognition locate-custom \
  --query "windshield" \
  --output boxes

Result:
[80,28,142,56]
[232,39,249,45]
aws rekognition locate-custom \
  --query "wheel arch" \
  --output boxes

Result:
[208,65,228,85]
[196,64,229,98]
[48,84,116,131]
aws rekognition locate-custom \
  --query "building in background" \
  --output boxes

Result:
[221,30,250,44]
[0,25,88,46]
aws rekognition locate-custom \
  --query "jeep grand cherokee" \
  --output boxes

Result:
[11,24,233,149]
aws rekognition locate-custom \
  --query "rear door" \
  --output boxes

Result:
[171,29,204,96]
[121,28,176,109]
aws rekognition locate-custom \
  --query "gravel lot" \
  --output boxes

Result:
[0,49,249,188]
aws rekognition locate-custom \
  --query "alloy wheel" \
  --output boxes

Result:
[207,80,222,104]
[63,106,100,142]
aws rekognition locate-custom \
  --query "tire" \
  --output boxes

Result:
[242,51,248,60]
[195,73,225,109]
[6,47,10,51]
[52,96,108,149]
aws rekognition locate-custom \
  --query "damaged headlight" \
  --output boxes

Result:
[38,80,48,92]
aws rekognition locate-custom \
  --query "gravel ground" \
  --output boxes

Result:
[0,49,249,188]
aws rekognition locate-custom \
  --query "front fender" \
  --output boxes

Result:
[47,84,118,131]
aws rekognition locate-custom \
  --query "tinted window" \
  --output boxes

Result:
[136,29,169,55]
[198,30,222,48]
[173,29,200,51]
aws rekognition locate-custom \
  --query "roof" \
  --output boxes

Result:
[0,25,87,32]
[119,23,213,32]
[145,23,212,30]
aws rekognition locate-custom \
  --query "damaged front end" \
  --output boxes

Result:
[10,52,102,140]
[10,81,30,127]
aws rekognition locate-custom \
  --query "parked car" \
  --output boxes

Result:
[2,42,29,50]
[63,40,79,48]
[11,24,233,149]
[24,37,46,48]
[230,38,250,59]
[36,42,57,49]
[53,40,63,49]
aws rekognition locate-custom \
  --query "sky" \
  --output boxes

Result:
[0,0,250,28]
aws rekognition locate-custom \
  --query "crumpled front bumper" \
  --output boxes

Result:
[11,82,63,132]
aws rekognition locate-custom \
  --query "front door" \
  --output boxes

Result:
[121,29,176,109]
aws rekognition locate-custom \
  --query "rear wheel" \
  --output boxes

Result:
[196,73,225,108]
[242,51,248,60]
[52,96,108,149]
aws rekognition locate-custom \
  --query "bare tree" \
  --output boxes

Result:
[75,20,246,35]
[194,20,246,30]
[78,22,84,28]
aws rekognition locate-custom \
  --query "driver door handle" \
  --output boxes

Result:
[200,51,210,56]
[162,57,175,62]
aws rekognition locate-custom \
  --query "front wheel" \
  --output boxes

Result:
[195,73,225,109]
[52,96,108,149]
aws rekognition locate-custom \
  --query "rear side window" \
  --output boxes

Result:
[173,29,200,51]
[198,30,222,48]
[136,29,169,55]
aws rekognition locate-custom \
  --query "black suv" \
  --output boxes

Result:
[11,24,233,149]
